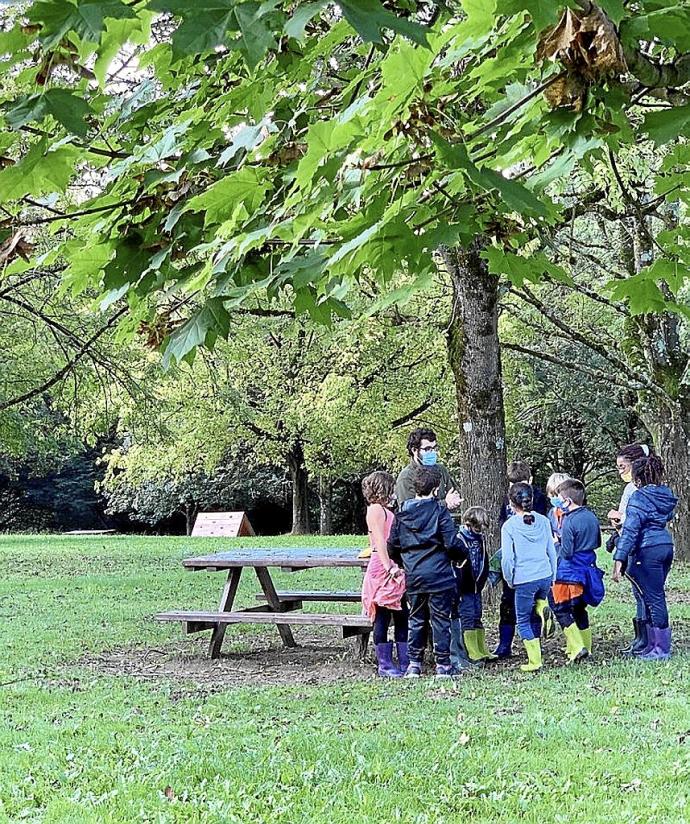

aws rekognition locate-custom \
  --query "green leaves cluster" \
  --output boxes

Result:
[0,0,689,363]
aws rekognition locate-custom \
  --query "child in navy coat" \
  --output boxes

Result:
[451,506,494,664]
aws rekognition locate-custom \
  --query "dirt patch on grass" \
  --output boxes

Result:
[78,619,688,696]
[80,631,376,694]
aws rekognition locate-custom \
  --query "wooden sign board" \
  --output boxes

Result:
[191,511,255,538]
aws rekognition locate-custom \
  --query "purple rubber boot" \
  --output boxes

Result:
[396,642,409,674]
[639,627,672,661]
[376,642,402,677]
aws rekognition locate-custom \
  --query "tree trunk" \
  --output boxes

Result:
[649,402,690,561]
[627,215,690,560]
[318,476,333,536]
[184,503,198,536]
[287,443,310,535]
[441,243,507,551]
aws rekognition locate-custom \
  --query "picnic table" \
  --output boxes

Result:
[155,547,371,659]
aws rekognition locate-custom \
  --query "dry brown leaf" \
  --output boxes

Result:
[537,5,626,109]
[544,74,587,111]
[0,230,33,265]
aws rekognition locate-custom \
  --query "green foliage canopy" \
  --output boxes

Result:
[1,0,689,364]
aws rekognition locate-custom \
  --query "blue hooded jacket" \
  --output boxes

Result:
[613,484,678,563]
[556,506,605,606]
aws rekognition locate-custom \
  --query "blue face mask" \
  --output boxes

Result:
[550,496,564,508]
[421,450,438,466]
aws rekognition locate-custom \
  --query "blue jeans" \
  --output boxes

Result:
[514,577,552,641]
[408,589,454,666]
[458,592,483,630]
[499,577,541,637]
[631,582,647,621]
[627,545,673,628]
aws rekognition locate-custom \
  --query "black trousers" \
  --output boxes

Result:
[407,588,454,666]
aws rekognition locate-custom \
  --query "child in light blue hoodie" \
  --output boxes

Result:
[501,483,558,672]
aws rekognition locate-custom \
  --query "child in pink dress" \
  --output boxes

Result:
[361,471,408,677]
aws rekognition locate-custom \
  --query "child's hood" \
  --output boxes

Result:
[398,497,441,532]
[635,485,678,519]
[459,525,483,547]
[506,514,544,544]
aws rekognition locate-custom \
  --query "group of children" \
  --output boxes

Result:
[360,445,678,678]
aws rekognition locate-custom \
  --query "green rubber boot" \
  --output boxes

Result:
[463,630,485,662]
[476,628,498,661]
[536,598,555,640]
[563,623,589,663]
[520,638,542,672]
[580,627,592,655]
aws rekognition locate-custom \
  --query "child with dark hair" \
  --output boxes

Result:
[612,454,677,661]
[387,466,468,678]
[607,443,654,654]
[494,461,549,658]
[451,506,496,664]
[551,478,605,663]
[500,483,557,672]
[361,471,408,677]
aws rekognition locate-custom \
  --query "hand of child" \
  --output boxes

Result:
[612,560,624,583]
[387,564,402,580]
[607,509,622,525]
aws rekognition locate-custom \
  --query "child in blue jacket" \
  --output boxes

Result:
[612,454,677,661]
[551,478,605,663]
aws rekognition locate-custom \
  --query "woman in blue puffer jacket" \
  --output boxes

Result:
[612,454,677,661]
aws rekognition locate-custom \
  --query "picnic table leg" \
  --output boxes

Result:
[255,566,297,648]
[209,567,242,659]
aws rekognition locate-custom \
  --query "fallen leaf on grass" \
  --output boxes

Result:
[621,778,642,792]
[164,786,176,800]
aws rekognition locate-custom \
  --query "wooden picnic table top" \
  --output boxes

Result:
[183,546,367,571]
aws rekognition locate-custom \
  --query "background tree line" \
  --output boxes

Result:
[0,1,688,553]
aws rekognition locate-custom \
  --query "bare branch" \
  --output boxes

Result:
[0,308,127,412]
[513,284,669,399]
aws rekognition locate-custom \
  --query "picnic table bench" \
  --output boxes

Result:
[155,547,370,659]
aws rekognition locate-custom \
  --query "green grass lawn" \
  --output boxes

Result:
[1,534,689,823]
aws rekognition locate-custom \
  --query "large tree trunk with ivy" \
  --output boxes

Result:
[318,477,333,536]
[287,443,310,535]
[654,404,690,561]
[441,243,507,551]
[627,217,690,560]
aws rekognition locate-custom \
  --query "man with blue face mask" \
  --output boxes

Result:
[395,427,461,510]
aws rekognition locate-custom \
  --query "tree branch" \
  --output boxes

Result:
[0,308,126,412]
[513,284,669,399]
[391,397,435,429]
[501,341,648,391]
[573,2,690,90]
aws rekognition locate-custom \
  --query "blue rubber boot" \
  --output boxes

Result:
[639,627,672,661]
[395,642,409,674]
[494,623,514,659]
